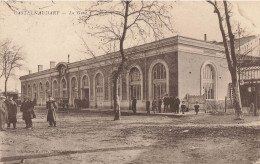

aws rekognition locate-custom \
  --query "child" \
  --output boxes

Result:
[181,101,186,114]
[194,101,200,115]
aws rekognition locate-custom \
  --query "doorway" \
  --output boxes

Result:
[83,88,90,108]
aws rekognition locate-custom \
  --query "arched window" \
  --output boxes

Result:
[28,84,32,99]
[46,81,50,97]
[46,81,50,91]
[53,80,58,98]
[95,73,104,101]
[152,63,166,99]
[33,84,37,100]
[61,78,67,98]
[129,67,141,100]
[202,64,215,99]
[71,77,78,100]
[39,82,43,92]
[82,75,89,99]
[23,85,26,99]
[82,76,89,88]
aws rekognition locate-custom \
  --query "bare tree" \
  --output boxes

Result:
[0,40,24,96]
[79,1,174,120]
[207,0,245,119]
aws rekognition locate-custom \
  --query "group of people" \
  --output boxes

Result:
[0,95,18,131]
[144,95,182,114]
[131,94,200,115]
[0,95,58,131]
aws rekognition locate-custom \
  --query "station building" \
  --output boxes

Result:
[19,35,232,110]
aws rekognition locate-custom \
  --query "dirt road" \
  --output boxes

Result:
[0,108,260,164]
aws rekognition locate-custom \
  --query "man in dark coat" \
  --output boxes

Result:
[6,96,17,129]
[46,97,57,127]
[194,101,200,115]
[146,100,151,114]
[163,94,169,113]
[174,96,180,114]
[132,97,137,114]
[20,97,35,129]
[169,97,174,113]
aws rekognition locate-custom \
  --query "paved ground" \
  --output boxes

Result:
[0,107,260,164]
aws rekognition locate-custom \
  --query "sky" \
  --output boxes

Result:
[0,1,260,93]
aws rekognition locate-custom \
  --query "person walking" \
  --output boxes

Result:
[175,96,180,114]
[194,101,200,115]
[157,97,162,113]
[46,97,57,127]
[0,96,8,131]
[20,96,35,129]
[6,96,17,129]
[132,97,137,114]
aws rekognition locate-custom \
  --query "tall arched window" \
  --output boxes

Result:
[61,78,67,98]
[46,81,50,97]
[129,67,141,100]
[95,73,104,101]
[71,77,78,100]
[82,75,89,99]
[28,84,32,99]
[23,85,26,100]
[33,84,37,100]
[53,80,58,98]
[152,63,166,99]
[202,64,215,99]
[39,82,43,92]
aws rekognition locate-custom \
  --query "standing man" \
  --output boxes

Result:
[181,101,186,114]
[0,96,8,131]
[158,97,162,113]
[146,100,151,114]
[152,99,157,114]
[175,96,180,114]
[169,97,174,113]
[46,97,57,127]
[132,97,137,114]
[20,96,35,129]
[6,96,17,129]
[194,101,200,115]
[163,94,169,113]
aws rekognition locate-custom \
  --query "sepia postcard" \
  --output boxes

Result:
[0,1,260,163]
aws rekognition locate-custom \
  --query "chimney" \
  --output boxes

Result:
[50,61,55,69]
[29,70,32,74]
[68,54,70,63]
[38,65,43,72]
[204,34,207,41]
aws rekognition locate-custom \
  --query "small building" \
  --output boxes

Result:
[19,35,232,110]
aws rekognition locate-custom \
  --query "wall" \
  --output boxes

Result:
[178,51,231,101]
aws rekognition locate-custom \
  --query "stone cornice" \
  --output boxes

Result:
[20,35,225,82]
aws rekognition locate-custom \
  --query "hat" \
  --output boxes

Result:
[0,95,6,99]
[49,97,55,101]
